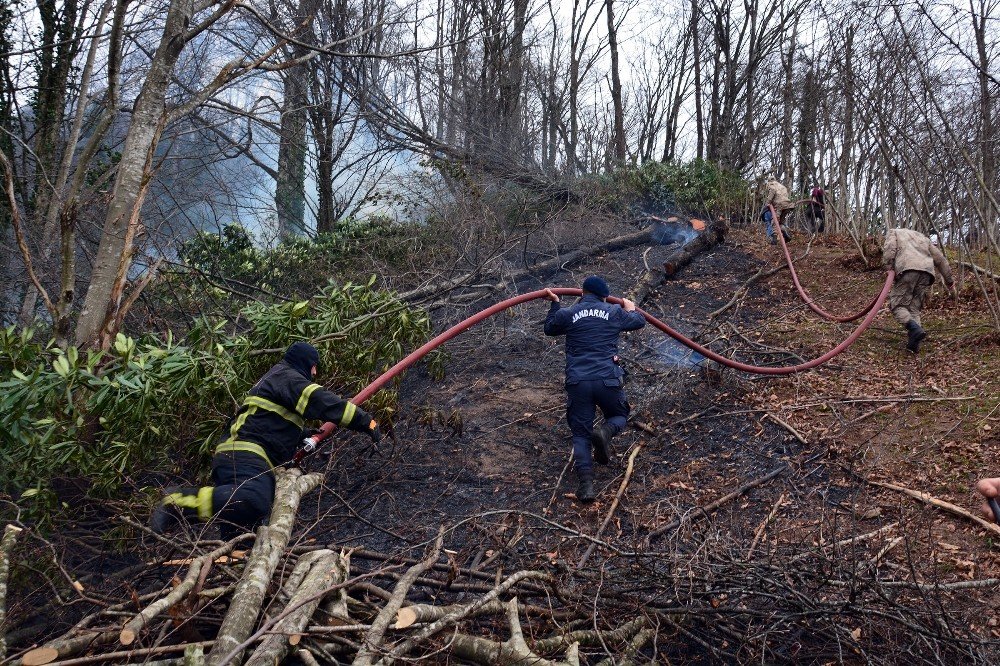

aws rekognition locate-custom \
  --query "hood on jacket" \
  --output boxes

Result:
[283,342,319,379]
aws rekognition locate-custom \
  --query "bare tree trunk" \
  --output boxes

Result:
[691,0,704,160]
[17,0,82,325]
[971,0,995,242]
[606,0,626,165]
[275,0,318,240]
[796,65,817,193]
[779,22,796,181]
[276,71,309,240]
[74,0,197,348]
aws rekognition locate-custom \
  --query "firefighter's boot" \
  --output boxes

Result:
[591,424,613,466]
[906,321,927,353]
[150,487,208,534]
[576,475,596,504]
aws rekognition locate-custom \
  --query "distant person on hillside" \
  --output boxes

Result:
[543,276,645,503]
[975,478,1000,523]
[762,175,794,245]
[150,342,381,536]
[881,228,956,353]
[805,186,826,233]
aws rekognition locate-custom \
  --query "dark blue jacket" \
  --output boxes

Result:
[544,294,646,383]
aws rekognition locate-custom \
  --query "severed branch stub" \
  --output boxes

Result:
[452,597,581,666]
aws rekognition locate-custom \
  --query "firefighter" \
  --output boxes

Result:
[543,276,645,503]
[806,186,826,233]
[882,227,956,353]
[151,342,381,535]
[762,175,794,245]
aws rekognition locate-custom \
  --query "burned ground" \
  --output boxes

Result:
[6,222,1000,664]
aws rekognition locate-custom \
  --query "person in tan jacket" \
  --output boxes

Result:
[881,227,956,353]
[762,175,795,244]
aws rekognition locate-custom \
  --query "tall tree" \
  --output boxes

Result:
[605,0,626,165]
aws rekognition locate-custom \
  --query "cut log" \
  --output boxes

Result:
[662,220,723,278]
[630,219,723,305]
[381,570,553,662]
[207,468,323,666]
[244,550,348,666]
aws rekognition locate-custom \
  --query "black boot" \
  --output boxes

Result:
[905,321,927,353]
[591,425,613,465]
[150,487,199,534]
[576,476,596,503]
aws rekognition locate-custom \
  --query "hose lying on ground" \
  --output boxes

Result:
[769,202,885,323]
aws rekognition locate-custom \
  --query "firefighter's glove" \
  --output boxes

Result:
[347,404,381,443]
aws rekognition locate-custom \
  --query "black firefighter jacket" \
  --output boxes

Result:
[215,360,371,468]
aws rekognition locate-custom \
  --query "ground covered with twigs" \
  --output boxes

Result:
[4,221,1000,664]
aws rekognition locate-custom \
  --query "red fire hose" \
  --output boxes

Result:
[304,275,894,446]
[769,202,885,323]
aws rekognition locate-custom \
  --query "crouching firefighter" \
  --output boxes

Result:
[151,342,381,536]
[543,276,645,503]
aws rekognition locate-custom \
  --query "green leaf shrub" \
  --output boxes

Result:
[0,283,432,512]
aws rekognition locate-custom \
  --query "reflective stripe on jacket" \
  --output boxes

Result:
[214,360,366,467]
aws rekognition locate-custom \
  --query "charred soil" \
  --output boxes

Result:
[6,221,1000,665]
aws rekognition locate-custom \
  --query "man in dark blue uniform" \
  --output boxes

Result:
[151,342,381,535]
[544,276,645,502]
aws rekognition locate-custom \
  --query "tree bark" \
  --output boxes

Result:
[691,0,704,160]
[244,549,348,666]
[0,525,22,660]
[276,71,309,239]
[207,468,323,666]
[605,0,626,165]
[74,0,197,348]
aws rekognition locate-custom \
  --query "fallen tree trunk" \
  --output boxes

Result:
[208,468,323,666]
[401,226,653,303]
[244,549,348,666]
[630,220,723,305]
[662,221,723,278]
